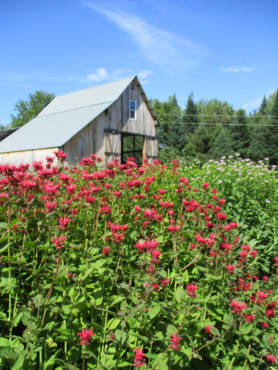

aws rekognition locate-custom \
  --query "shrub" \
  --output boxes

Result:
[0,153,277,369]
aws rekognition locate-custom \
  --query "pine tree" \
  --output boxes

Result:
[183,93,199,136]
[268,89,278,164]
[209,125,234,159]
[230,109,250,157]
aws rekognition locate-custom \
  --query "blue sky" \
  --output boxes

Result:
[1,0,277,125]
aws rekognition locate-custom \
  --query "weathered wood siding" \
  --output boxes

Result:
[0,148,59,166]
[64,80,157,166]
[62,118,101,165]
[103,80,158,163]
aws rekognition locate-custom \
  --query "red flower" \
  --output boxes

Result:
[226,264,236,274]
[152,283,160,290]
[274,256,278,266]
[133,347,145,367]
[261,321,268,328]
[102,246,110,255]
[266,354,276,364]
[52,235,67,249]
[77,328,95,346]
[186,284,198,298]
[230,300,247,314]
[169,334,182,351]
[265,309,275,318]
[205,325,212,334]
[161,279,170,287]
[244,314,255,323]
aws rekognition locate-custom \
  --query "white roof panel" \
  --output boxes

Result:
[0,77,134,153]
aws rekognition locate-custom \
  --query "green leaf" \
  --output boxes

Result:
[240,324,253,335]
[107,318,121,331]
[167,324,178,337]
[175,286,185,303]
[0,346,18,360]
[12,353,24,370]
[209,326,220,336]
[117,362,131,367]
[183,347,192,361]
[148,305,160,320]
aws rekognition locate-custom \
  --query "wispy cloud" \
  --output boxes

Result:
[221,66,256,73]
[83,2,207,71]
[82,67,153,84]
[86,67,109,82]
[243,90,275,111]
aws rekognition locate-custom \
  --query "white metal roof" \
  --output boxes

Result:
[0,77,134,153]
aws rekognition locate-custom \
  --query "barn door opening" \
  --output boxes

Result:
[121,133,145,164]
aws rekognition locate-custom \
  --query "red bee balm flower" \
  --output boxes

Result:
[133,347,146,367]
[77,328,95,346]
[186,284,198,298]
[266,354,276,364]
[169,334,182,351]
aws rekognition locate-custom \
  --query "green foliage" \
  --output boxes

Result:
[10,90,55,128]
[0,153,277,368]
[152,90,278,165]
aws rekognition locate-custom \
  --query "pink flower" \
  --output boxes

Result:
[161,279,170,287]
[250,250,258,258]
[226,264,236,274]
[244,314,255,323]
[58,216,71,229]
[230,300,247,314]
[205,325,212,334]
[102,246,110,255]
[266,354,276,364]
[186,284,198,298]
[52,235,67,249]
[77,328,95,346]
[169,334,182,351]
[133,347,145,367]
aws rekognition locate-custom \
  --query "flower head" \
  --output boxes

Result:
[77,328,95,346]
[133,346,145,367]
[186,284,198,298]
[169,334,182,351]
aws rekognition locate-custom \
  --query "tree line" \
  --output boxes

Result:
[150,90,278,165]
[2,88,278,165]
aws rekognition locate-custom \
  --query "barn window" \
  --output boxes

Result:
[121,133,144,164]
[129,100,136,120]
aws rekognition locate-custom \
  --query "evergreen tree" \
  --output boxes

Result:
[209,125,234,159]
[183,93,199,136]
[230,109,250,157]
[268,89,278,164]
[259,96,267,114]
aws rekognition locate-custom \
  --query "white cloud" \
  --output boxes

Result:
[86,67,109,82]
[82,67,153,84]
[221,66,256,73]
[243,89,275,111]
[137,70,153,79]
[83,2,207,71]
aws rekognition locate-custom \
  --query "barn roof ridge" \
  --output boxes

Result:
[35,99,114,119]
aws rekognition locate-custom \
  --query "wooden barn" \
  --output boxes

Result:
[0,76,158,166]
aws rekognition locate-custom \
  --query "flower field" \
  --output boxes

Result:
[0,152,277,369]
